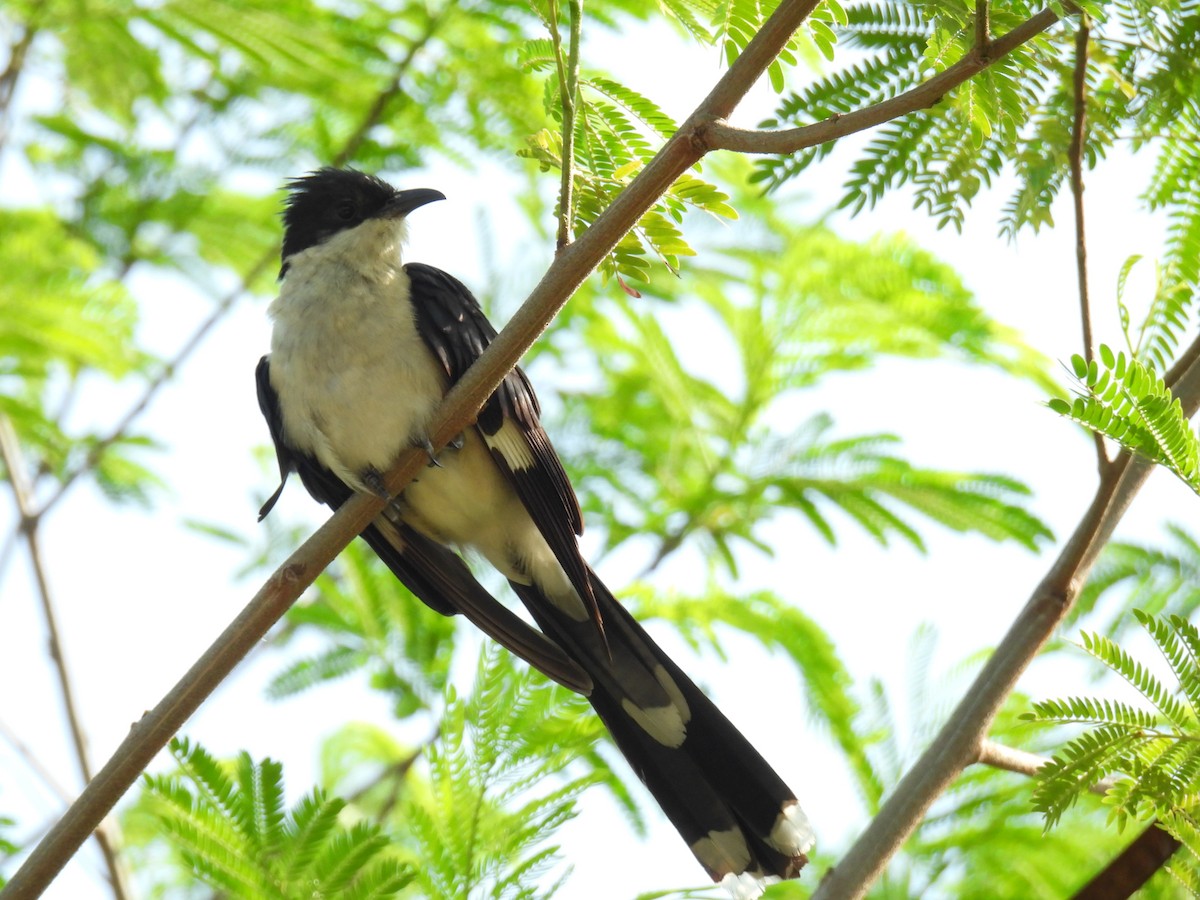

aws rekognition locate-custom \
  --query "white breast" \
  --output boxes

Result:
[267,221,445,492]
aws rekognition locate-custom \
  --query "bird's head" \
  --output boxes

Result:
[279,167,444,278]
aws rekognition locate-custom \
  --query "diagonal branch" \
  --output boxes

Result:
[813,332,1200,900]
[0,13,40,159]
[332,6,445,168]
[700,7,1060,154]
[35,253,273,519]
[0,716,74,806]
[0,3,826,896]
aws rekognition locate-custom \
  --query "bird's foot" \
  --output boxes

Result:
[360,466,392,500]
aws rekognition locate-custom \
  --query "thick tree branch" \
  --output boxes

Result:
[0,3,824,896]
[1073,821,1181,899]
[700,7,1060,154]
[814,333,1200,900]
[1069,18,1106,469]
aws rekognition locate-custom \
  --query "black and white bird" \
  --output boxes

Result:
[256,167,813,886]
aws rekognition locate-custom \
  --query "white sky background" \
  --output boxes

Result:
[1,12,1196,900]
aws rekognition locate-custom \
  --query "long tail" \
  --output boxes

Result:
[511,568,812,882]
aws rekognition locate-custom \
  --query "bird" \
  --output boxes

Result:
[255,166,813,885]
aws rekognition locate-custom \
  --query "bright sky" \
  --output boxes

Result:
[1,15,1195,900]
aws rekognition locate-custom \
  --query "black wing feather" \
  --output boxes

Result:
[403,263,598,627]
[255,355,592,693]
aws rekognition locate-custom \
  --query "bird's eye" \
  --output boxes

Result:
[335,202,356,221]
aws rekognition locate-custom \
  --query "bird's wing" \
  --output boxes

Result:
[255,355,592,694]
[403,262,600,630]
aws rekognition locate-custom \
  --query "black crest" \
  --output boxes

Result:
[280,167,397,271]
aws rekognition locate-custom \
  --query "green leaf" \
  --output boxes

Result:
[129,737,411,898]
[1050,346,1200,493]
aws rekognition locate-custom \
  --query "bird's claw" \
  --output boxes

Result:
[418,433,464,467]
[361,466,392,500]
[419,437,443,468]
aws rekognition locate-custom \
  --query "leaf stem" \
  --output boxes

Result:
[975,1,991,55]
[1068,17,1106,469]
[552,0,584,251]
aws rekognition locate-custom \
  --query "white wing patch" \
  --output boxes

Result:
[484,420,536,471]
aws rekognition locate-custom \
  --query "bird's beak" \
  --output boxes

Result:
[383,188,446,218]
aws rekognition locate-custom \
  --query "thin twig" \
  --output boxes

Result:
[1068,17,1106,469]
[353,726,439,822]
[0,717,74,805]
[0,12,40,158]
[553,0,584,251]
[814,334,1200,900]
[975,738,1114,794]
[35,253,272,519]
[975,1,991,55]
[343,741,429,808]
[700,7,1060,154]
[0,419,92,785]
[0,4,827,896]
[0,419,133,900]
[332,7,444,168]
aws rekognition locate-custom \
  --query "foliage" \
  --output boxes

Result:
[1049,344,1200,493]
[1117,255,1195,376]
[1025,612,1200,890]
[0,207,157,502]
[267,540,458,720]
[127,737,413,899]
[401,644,609,900]
[553,192,1054,569]
[517,39,737,284]
[748,626,1177,898]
